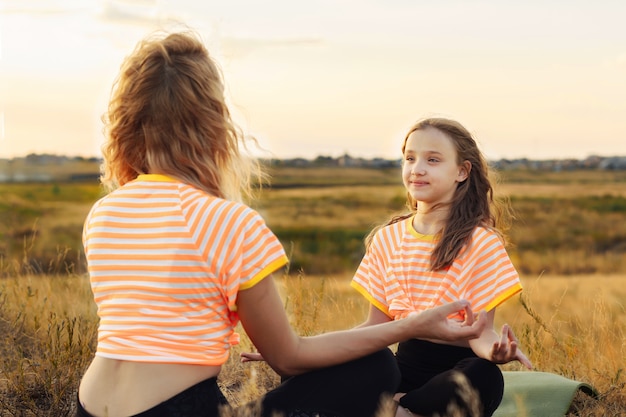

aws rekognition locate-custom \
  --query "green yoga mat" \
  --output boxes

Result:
[493,371,597,417]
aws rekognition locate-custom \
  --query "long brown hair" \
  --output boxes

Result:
[100,30,262,201]
[366,117,513,270]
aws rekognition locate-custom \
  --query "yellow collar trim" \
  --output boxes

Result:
[136,174,177,182]
[407,215,437,241]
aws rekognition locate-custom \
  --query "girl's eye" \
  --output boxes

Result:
[428,158,439,163]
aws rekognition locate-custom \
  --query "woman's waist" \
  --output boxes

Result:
[78,357,221,416]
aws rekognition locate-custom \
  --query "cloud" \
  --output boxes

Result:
[100,0,162,25]
[219,36,324,59]
[0,0,97,14]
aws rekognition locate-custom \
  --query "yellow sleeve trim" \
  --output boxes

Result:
[239,255,290,291]
[350,281,393,318]
[484,283,523,312]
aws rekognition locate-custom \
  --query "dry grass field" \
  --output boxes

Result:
[1,167,625,416]
[1,271,624,416]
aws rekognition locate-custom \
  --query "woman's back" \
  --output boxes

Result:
[79,174,288,416]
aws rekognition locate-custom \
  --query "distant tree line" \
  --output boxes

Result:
[1,153,626,184]
[266,153,626,171]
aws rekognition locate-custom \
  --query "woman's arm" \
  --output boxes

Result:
[468,309,533,369]
[236,275,487,377]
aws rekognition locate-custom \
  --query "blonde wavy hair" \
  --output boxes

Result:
[100,30,262,201]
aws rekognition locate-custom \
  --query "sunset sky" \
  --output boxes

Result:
[1,0,625,161]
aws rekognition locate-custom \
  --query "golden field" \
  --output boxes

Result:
[0,167,625,416]
[1,271,624,416]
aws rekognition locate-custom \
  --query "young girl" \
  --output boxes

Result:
[351,117,532,417]
[76,32,489,417]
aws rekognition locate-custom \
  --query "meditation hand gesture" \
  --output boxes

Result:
[489,324,533,369]
[406,300,487,342]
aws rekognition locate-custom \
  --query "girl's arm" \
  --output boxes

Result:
[236,275,487,377]
[357,304,394,327]
[468,309,533,369]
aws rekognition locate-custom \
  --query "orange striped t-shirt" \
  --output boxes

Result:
[82,174,288,365]
[351,216,522,320]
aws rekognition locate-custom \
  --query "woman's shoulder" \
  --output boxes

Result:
[181,185,254,212]
[171,184,256,223]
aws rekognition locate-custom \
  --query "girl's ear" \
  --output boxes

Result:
[457,161,471,183]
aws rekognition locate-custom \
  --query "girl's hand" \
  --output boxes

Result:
[490,324,533,369]
[240,351,265,363]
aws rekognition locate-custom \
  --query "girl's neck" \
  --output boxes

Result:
[412,206,448,235]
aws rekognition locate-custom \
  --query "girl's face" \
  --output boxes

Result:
[402,127,469,208]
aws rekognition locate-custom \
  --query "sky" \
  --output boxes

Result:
[1,0,625,162]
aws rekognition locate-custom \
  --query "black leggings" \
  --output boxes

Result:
[396,339,504,417]
[260,348,399,417]
[76,349,400,417]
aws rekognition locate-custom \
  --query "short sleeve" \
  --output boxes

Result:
[82,198,105,257]
[460,229,522,312]
[351,231,393,317]
[222,206,289,312]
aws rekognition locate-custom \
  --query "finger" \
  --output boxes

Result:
[460,311,487,339]
[439,300,471,318]
[517,351,533,369]
[507,325,520,343]
[462,303,475,326]
[491,342,502,360]
[500,324,508,347]
[508,342,518,359]
[473,311,487,331]
[240,352,263,361]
